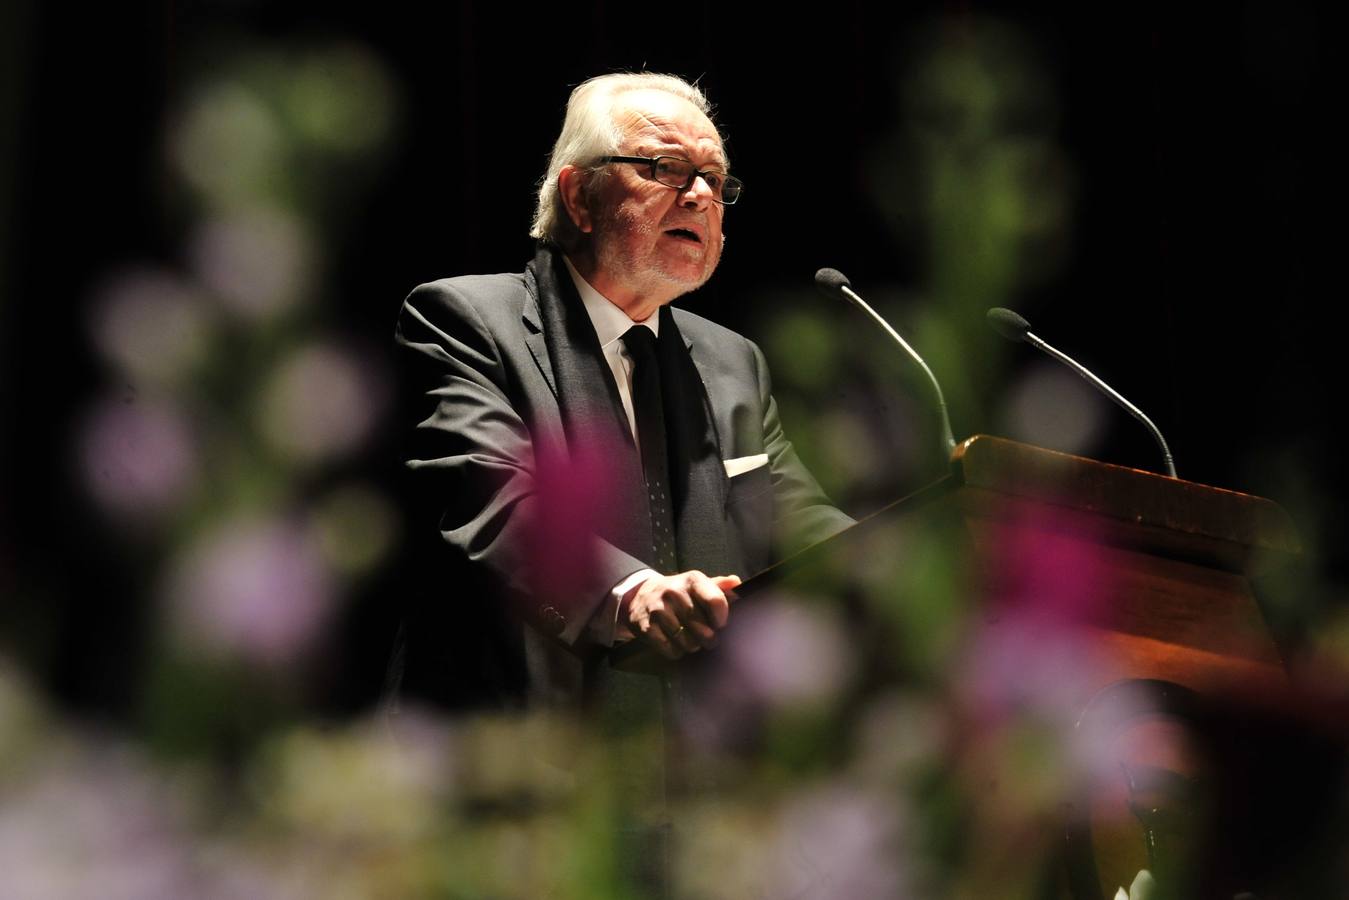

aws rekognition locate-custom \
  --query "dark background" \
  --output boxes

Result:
[2,2,1335,716]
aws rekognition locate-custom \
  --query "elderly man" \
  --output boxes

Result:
[394,73,851,711]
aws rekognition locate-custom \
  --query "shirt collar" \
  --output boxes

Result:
[563,255,659,350]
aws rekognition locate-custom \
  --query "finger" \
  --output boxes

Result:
[678,625,706,653]
[681,619,718,649]
[655,576,713,643]
[638,614,683,660]
[626,587,687,659]
[674,571,721,630]
[689,574,737,629]
[657,580,704,628]
[666,619,703,654]
[654,604,702,654]
[714,573,741,597]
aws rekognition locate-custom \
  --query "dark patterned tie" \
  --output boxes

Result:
[622,325,679,573]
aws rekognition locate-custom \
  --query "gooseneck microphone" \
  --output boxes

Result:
[814,268,957,456]
[986,307,1178,478]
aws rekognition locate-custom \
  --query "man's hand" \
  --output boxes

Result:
[622,571,741,659]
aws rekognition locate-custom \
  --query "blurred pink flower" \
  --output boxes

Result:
[728,601,853,706]
[257,341,387,465]
[522,434,623,618]
[982,510,1111,626]
[678,599,853,751]
[960,615,1106,729]
[80,395,199,519]
[766,782,918,899]
[162,517,337,667]
[1067,679,1195,796]
[958,509,1113,728]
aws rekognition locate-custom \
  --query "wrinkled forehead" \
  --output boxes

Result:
[609,89,728,169]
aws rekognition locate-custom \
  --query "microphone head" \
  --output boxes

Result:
[986,307,1032,343]
[814,267,851,299]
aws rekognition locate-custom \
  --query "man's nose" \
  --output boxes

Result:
[679,174,715,211]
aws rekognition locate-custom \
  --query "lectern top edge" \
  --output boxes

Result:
[951,434,1302,561]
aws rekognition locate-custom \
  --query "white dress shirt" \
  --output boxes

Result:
[563,255,658,448]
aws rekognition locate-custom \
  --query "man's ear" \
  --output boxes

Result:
[558,165,594,234]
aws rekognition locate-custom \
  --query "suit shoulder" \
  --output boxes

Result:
[402,272,529,326]
[670,306,756,351]
[672,306,769,391]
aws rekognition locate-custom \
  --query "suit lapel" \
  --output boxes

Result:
[673,323,729,476]
[527,245,652,566]
[656,308,734,575]
[520,271,557,399]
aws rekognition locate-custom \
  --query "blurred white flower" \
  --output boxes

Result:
[88,268,214,383]
[817,408,889,490]
[251,709,455,843]
[1001,360,1106,456]
[162,516,337,667]
[188,209,315,320]
[79,395,198,519]
[852,691,948,785]
[257,342,386,465]
[0,743,200,900]
[167,81,283,211]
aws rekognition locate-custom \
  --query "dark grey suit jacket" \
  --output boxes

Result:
[393,245,850,710]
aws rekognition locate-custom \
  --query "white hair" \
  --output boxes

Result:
[530,72,721,246]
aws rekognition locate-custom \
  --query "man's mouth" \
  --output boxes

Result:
[664,227,703,244]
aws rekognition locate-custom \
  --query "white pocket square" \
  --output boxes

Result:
[723,454,768,478]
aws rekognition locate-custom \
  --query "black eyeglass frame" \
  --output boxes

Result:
[598,155,743,205]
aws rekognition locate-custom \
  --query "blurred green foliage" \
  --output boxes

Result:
[2,14,1346,900]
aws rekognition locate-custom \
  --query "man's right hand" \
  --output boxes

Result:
[622,571,740,659]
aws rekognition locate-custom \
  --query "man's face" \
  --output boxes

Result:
[580,90,727,310]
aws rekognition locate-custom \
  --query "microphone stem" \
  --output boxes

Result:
[1026,332,1178,478]
[841,285,957,456]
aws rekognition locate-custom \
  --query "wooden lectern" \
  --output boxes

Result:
[613,435,1303,897]
[934,434,1295,694]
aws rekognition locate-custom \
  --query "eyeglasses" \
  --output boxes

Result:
[599,155,743,205]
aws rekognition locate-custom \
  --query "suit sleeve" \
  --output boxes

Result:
[752,341,856,554]
[395,281,648,648]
